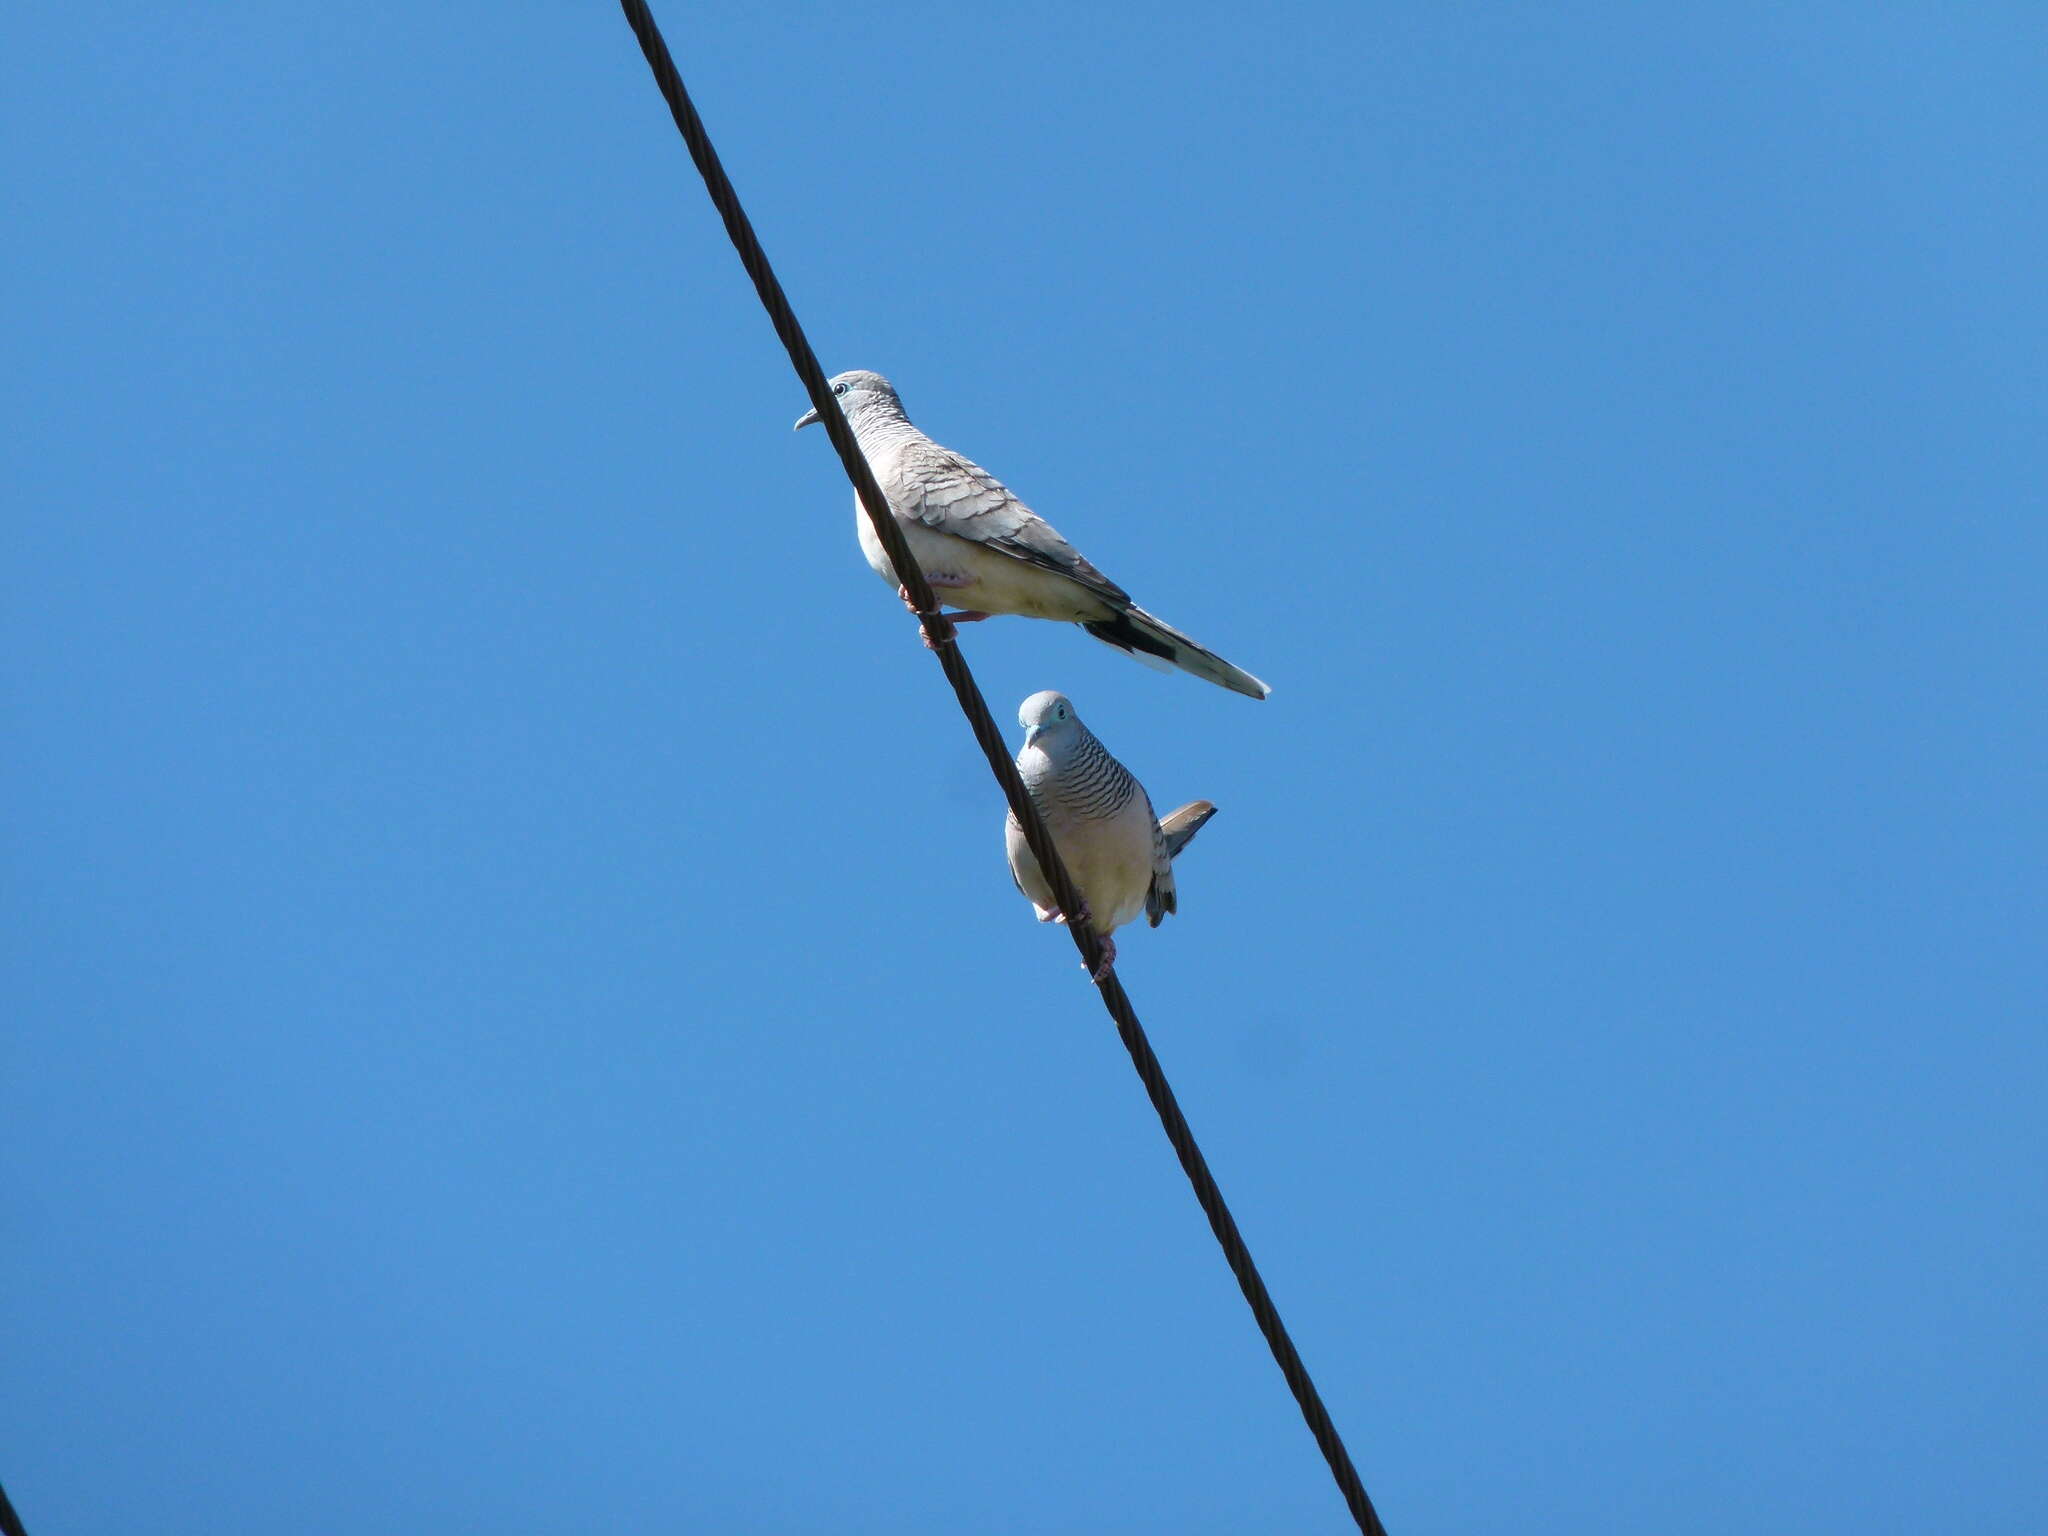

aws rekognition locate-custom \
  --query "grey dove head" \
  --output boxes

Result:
[1018,689,1083,750]
[793,369,903,431]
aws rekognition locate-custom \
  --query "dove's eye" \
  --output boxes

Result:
[833,382,848,396]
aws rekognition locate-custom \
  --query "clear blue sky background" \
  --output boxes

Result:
[5,5,2042,1532]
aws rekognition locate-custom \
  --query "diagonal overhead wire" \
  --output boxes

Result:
[613,5,1389,1531]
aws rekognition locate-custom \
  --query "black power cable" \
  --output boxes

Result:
[614,6,1389,1531]
[0,1476,29,1536]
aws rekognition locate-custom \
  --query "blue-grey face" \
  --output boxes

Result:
[1019,690,1078,747]
[793,369,894,430]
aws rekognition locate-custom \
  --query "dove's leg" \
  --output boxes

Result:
[1035,896,1112,975]
[1041,898,1114,976]
[1064,903,1114,978]
[897,584,992,649]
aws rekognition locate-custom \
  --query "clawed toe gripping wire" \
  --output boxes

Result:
[615,6,1388,1531]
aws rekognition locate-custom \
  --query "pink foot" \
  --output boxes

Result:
[897,581,991,647]
[896,586,951,649]
[896,585,992,649]
[1044,899,1112,978]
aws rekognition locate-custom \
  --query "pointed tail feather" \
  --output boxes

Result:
[1080,606,1271,699]
[1146,800,1217,928]
[1159,800,1217,861]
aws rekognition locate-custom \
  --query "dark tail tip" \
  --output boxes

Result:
[1081,613,1176,662]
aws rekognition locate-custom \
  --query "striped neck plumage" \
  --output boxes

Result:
[845,395,920,448]
[1024,725,1135,819]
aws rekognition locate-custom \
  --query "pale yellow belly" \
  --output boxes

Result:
[857,505,1116,622]
[1063,832,1153,934]
[1006,811,1154,936]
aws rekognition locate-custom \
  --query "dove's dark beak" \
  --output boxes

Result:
[793,405,820,431]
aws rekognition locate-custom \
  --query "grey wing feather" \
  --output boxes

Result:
[886,440,1131,607]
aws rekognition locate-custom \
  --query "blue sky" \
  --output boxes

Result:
[5,4,2043,1532]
